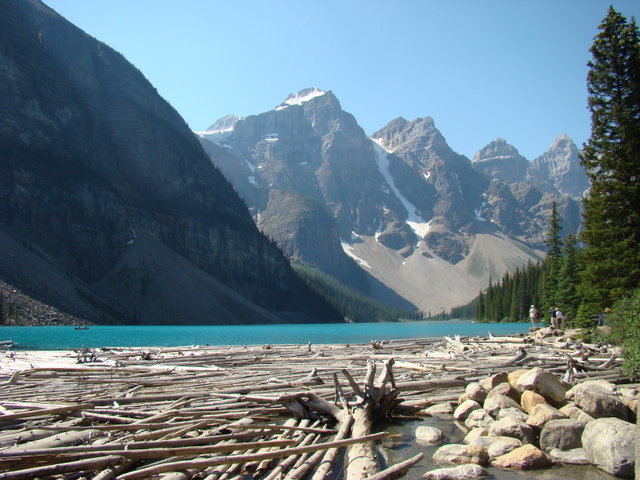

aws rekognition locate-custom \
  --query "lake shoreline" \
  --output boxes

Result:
[0,329,635,480]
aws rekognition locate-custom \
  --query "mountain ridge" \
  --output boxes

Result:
[0,2,343,325]
[197,88,586,313]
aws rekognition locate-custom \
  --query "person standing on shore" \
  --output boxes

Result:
[555,308,564,330]
[550,307,558,329]
[529,305,539,328]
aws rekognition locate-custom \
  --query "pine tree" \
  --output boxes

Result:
[557,234,581,321]
[542,202,563,312]
[579,7,640,314]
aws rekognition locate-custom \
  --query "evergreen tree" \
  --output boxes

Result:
[579,7,640,314]
[542,202,563,312]
[557,234,581,321]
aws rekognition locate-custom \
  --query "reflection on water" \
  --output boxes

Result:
[378,415,619,480]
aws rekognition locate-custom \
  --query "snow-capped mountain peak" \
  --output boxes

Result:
[275,87,327,110]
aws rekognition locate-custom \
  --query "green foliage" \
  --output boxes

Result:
[542,202,563,309]
[475,262,544,322]
[292,262,419,323]
[557,234,581,320]
[607,288,640,378]
[578,7,640,315]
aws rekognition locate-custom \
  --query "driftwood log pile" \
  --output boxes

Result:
[0,328,635,479]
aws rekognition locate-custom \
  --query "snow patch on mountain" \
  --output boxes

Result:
[370,136,394,153]
[371,139,431,242]
[275,88,327,111]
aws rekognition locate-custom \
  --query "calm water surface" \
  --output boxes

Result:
[1,321,529,350]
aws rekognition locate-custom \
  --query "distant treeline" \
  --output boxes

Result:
[462,202,580,324]
[293,262,420,322]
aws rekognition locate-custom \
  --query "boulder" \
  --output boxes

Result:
[567,380,616,396]
[465,382,488,404]
[454,400,482,421]
[488,417,536,444]
[526,404,566,430]
[620,396,639,415]
[491,444,552,470]
[515,367,566,404]
[483,394,522,418]
[463,428,488,444]
[582,417,635,477]
[479,372,509,392]
[423,403,455,416]
[547,447,589,465]
[559,404,594,423]
[465,409,494,429]
[520,390,548,414]
[539,419,586,452]
[416,425,446,446]
[422,463,488,480]
[432,444,489,466]
[495,407,529,423]
[569,383,629,420]
[507,369,528,389]
[487,382,521,403]
[469,436,523,460]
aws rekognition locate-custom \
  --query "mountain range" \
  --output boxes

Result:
[0,0,342,325]
[0,1,588,324]
[196,88,587,314]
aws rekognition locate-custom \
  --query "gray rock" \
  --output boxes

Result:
[454,400,482,421]
[569,383,629,420]
[463,428,488,444]
[559,404,594,423]
[432,444,489,466]
[496,407,529,423]
[582,417,635,477]
[470,435,523,460]
[488,417,536,444]
[487,437,523,459]
[539,419,586,452]
[416,425,446,446]
[487,382,521,403]
[525,403,566,430]
[465,382,488,404]
[483,394,522,418]
[547,447,589,465]
[465,409,494,429]
[479,372,509,392]
[422,463,488,480]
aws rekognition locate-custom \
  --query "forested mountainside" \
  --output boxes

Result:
[0,0,343,325]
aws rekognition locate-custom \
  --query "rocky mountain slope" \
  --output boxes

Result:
[198,88,586,313]
[0,1,342,325]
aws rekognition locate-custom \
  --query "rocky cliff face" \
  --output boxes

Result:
[198,88,586,313]
[528,134,589,200]
[472,138,530,185]
[0,0,342,324]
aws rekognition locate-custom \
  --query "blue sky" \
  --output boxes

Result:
[45,1,640,160]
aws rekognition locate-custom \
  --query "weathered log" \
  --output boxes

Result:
[117,432,389,480]
[364,453,424,480]
[0,454,124,480]
[310,415,353,480]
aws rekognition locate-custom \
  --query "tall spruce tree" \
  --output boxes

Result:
[542,202,563,312]
[580,7,640,314]
[557,234,581,320]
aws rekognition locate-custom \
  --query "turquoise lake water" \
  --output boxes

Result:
[0,321,529,350]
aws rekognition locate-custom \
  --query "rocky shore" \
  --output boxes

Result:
[0,328,637,479]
